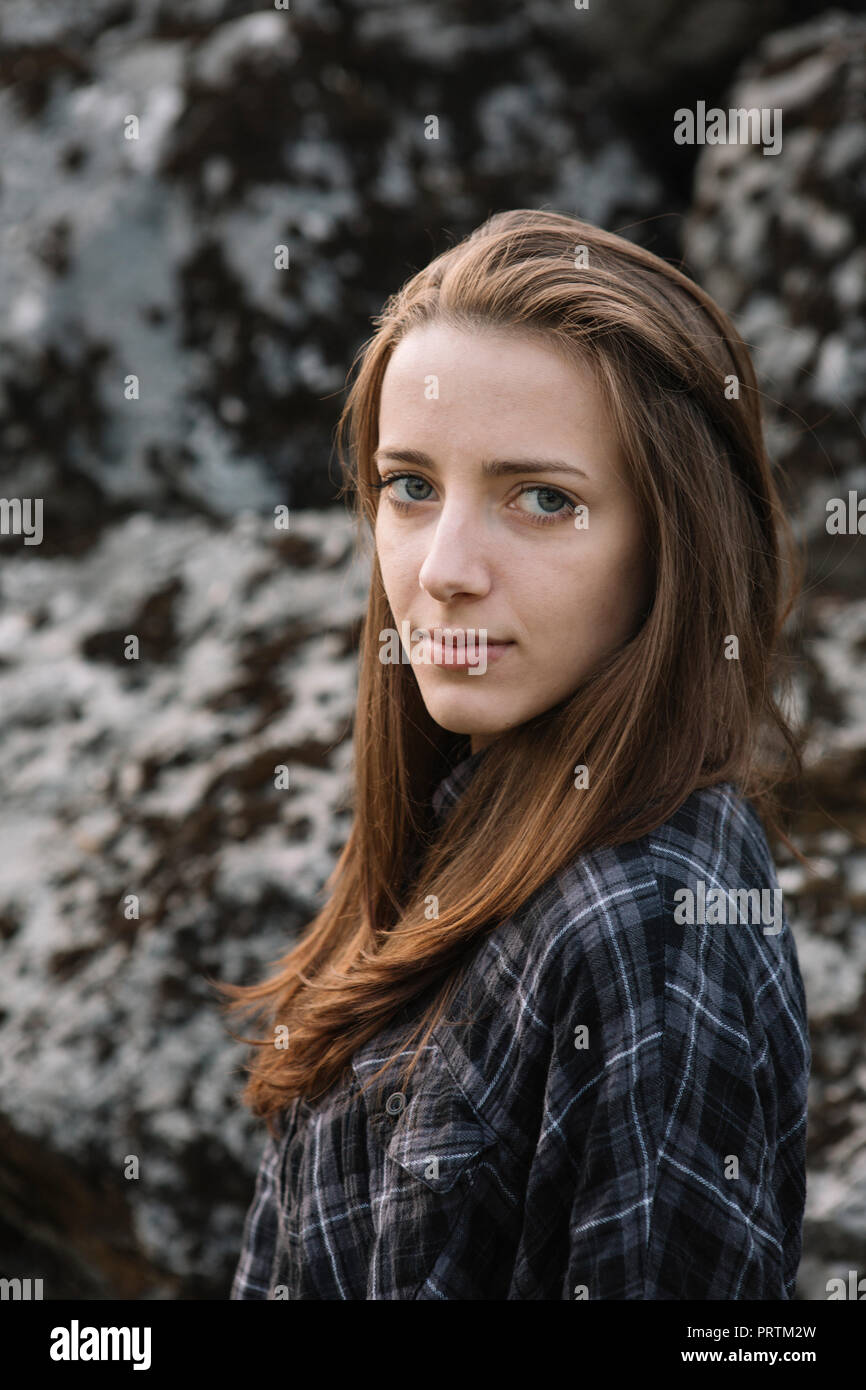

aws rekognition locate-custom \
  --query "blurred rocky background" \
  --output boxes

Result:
[0,0,864,1299]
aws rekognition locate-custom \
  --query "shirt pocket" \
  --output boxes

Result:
[357,1061,499,1193]
[350,1038,500,1296]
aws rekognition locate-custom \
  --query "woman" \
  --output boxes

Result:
[220,208,810,1300]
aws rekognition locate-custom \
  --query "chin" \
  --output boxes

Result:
[420,694,514,740]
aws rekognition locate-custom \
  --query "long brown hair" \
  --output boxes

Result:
[216,208,806,1133]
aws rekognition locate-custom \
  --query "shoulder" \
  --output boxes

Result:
[508,781,805,1038]
[509,779,809,1155]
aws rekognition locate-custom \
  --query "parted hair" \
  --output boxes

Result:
[216,208,805,1131]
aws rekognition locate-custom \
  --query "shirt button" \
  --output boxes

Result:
[385,1092,406,1115]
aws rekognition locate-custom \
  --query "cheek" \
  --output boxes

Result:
[375,518,418,608]
[529,527,647,633]
[583,533,649,632]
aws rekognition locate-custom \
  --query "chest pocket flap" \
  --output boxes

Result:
[352,1045,498,1194]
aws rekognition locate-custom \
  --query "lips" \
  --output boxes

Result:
[422,628,513,644]
[415,628,516,669]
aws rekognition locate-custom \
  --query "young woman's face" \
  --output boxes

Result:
[374,323,652,752]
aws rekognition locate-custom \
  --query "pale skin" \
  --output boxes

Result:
[373,323,653,753]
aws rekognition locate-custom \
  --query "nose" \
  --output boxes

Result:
[417,503,492,602]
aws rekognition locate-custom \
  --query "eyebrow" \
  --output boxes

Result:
[373,447,589,480]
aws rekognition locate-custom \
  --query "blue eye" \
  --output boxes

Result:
[517,486,572,521]
[371,473,577,527]
[391,475,433,504]
[371,473,433,511]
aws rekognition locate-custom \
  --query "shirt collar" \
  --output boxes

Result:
[431,742,492,824]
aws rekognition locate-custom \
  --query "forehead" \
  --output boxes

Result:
[378,323,615,446]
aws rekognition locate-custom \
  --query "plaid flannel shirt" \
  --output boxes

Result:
[230,747,810,1300]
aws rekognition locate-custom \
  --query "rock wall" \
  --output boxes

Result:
[1,2,864,1299]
